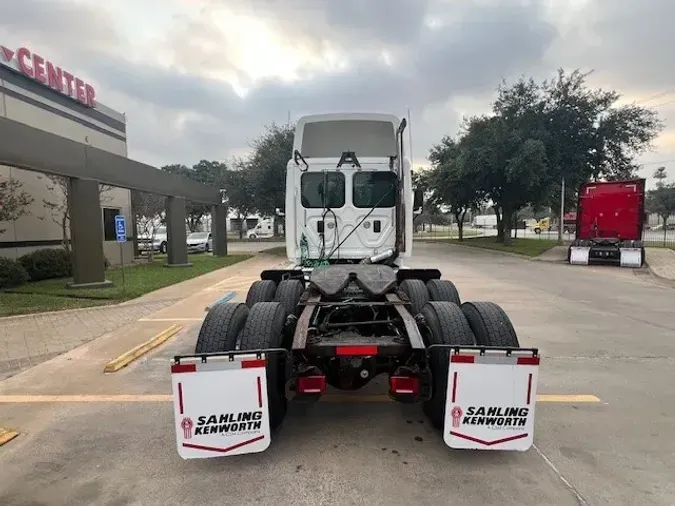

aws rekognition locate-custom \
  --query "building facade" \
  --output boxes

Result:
[0,44,132,265]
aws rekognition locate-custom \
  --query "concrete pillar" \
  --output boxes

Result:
[67,178,112,288]
[211,204,228,256]
[165,196,191,267]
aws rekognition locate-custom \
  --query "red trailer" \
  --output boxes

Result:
[568,179,646,267]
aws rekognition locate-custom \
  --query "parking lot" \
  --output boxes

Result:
[1,243,674,505]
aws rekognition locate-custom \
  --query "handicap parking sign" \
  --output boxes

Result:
[115,215,126,243]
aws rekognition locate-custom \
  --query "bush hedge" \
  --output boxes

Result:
[0,257,30,289]
[18,248,72,281]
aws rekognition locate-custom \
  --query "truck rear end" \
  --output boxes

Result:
[568,179,646,268]
[169,113,542,459]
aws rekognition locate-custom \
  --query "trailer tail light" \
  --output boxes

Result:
[389,376,420,396]
[297,375,327,394]
[336,345,378,356]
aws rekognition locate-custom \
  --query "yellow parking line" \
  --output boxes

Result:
[103,324,183,373]
[0,428,19,446]
[0,394,602,404]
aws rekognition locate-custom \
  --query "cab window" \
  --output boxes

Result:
[301,172,345,208]
[353,172,397,208]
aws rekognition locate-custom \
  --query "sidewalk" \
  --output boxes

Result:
[645,248,675,281]
[0,254,283,381]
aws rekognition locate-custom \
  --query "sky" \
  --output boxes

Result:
[2,0,675,188]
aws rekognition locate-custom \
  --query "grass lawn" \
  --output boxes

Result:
[446,236,561,257]
[0,253,251,317]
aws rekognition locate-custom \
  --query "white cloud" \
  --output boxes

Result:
[1,0,674,182]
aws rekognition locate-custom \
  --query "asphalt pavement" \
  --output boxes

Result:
[1,243,674,505]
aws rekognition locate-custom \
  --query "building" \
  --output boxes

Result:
[0,44,132,265]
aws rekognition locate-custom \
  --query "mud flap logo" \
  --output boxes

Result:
[451,406,463,428]
[181,417,193,439]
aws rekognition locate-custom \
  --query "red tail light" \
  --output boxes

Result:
[389,376,420,396]
[336,345,378,356]
[297,375,327,394]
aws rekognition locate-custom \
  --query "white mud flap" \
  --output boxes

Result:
[171,354,271,459]
[443,348,540,451]
[619,248,642,268]
[569,246,590,265]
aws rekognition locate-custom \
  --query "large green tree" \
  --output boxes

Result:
[222,158,258,238]
[247,123,295,220]
[427,136,484,240]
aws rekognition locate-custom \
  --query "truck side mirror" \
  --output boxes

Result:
[275,208,285,217]
[413,189,424,215]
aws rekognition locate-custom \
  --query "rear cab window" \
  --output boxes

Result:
[301,172,345,208]
[353,172,397,208]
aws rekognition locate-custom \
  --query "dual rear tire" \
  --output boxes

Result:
[419,299,520,429]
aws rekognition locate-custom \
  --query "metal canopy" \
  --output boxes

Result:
[0,117,221,204]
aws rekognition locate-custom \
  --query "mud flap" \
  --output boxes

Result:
[619,248,642,268]
[171,353,271,459]
[569,246,590,265]
[443,348,540,451]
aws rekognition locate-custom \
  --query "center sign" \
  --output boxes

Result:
[0,45,97,108]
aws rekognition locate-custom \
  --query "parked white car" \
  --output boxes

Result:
[187,232,212,253]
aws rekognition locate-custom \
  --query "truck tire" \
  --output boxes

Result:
[400,279,429,316]
[245,280,277,308]
[421,301,476,429]
[239,302,288,430]
[461,301,519,347]
[194,302,249,353]
[426,279,461,305]
[274,279,305,316]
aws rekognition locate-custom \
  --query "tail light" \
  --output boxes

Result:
[297,375,327,394]
[389,376,420,396]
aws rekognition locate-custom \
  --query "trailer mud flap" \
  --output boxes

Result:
[619,248,642,268]
[569,246,590,265]
[170,353,271,459]
[443,348,540,451]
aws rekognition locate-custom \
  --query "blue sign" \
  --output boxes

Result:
[114,215,126,243]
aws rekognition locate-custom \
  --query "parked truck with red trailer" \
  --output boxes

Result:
[568,178,646,268]
[170,113,541,459]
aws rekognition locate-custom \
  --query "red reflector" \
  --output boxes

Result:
[451,355,474,363]
[171,363,196,373]
[389,376,420,395]
[242,359,267,368]
[517,357,540,365]
[336,345,378,356]
[297,375,327,394]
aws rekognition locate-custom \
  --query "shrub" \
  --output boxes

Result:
[19,248,72,281]
[0,257,29,289]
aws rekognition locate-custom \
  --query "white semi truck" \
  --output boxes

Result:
[170,113,541,459]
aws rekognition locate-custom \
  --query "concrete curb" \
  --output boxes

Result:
[435,241,564,263]
[103,324,183,373]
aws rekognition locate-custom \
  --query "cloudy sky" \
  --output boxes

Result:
[2,0,675,187]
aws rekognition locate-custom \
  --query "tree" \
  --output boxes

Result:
[131,190,166,261]
[42,176,113,253]
[647,184,675,244]
[0,177,33,234]
[222,159,258,239]
[427,136,484,240]
[161,161,228,232]
[248,123,294,225]
[653,167,667,189]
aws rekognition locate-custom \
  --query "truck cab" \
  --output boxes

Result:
[283,113,420,268]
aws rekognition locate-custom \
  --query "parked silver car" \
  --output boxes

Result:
[186,232,212,253]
